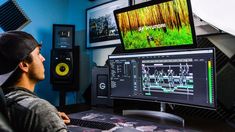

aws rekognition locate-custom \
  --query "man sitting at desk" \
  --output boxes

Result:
[0,31,70,132]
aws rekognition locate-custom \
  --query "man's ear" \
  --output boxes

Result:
[18,61,29,72]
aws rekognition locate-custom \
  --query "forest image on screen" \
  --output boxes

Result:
[116,0,193,50]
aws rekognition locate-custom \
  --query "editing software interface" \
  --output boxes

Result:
[109,48,216,109]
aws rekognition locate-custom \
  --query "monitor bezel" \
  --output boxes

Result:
[108,47,217,110]
[113,0,197,53]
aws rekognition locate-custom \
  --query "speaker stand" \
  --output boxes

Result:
[59,90,66,107]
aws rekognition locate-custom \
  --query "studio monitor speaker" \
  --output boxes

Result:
[50,49,73,84]
[91,66,113,107]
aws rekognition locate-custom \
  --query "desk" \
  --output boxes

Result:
[68,109,197,132]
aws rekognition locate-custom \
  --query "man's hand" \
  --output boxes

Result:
[58,112,70,124]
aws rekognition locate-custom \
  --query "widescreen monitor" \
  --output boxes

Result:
[109,48,216,109]
[114,0,196,52]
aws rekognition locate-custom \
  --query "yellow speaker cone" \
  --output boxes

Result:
[55,63,69,76]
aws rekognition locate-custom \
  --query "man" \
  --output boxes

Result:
[0,31,70,132]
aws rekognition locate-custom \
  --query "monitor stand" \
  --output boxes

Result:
[122,102,185,127]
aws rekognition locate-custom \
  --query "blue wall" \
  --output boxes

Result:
[67,0,111,30]
[66,0,112,95]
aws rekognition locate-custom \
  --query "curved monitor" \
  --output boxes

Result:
[114,0,196,52]
[108,48,216,109]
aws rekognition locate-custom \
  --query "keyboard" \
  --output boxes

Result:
[68,118,116,130]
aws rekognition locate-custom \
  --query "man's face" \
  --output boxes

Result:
[28,46,45,82]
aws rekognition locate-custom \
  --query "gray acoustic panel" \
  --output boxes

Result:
[217,63,235,110]
[193,14,221,36]
[197,37,229,72]
[207,34,235,60]
[0,0,30,31]
[173,102,230,120]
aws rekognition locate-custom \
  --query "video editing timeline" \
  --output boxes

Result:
[109,48,216,109]
[142,58,193,96]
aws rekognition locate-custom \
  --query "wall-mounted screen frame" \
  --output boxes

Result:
[86,0,129,48]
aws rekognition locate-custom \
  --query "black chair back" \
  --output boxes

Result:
[0,87,13,132]
[0,87,6,114]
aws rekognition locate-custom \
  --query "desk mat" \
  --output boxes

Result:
[68,110,195,132]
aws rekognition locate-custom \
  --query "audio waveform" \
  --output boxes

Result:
[142,62,194,96]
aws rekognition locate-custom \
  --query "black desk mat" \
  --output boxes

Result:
[68,110,196,132]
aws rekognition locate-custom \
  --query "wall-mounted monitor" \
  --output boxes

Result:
[114,0,196,52]
[109,48,216,109]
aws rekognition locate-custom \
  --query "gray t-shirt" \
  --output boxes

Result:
[4,87,68,132]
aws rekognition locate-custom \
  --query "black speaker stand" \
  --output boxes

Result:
[59,89,66,107]
[57,89,91,114]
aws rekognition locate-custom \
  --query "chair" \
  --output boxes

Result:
[0,87,13,132]
[0,87,7,114]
